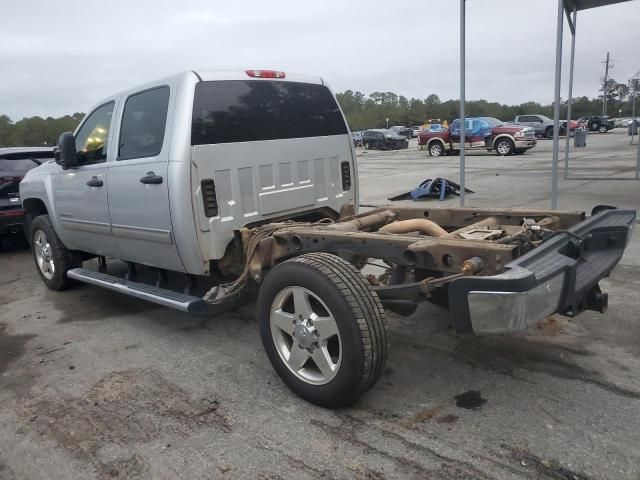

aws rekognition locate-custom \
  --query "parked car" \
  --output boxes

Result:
[418,117,536,156]
[362,129,409,150]
[19,70,635,408]
[613,117,631,128]
[1,147,53,239]
[577,116,615,133]
[389,125,412,139]
[351,131,363,147]
[514,114,574,138]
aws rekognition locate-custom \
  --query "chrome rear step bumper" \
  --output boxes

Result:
[66,268,208,314]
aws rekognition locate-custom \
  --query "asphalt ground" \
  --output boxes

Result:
[0,129,639,479]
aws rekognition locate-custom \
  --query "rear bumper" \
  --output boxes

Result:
[449,208,636,334]
[0,209,25,234]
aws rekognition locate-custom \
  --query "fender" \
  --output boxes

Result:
[491,134,515,150]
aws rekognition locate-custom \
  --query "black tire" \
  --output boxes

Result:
[429,141,444,157]
[544,127,553,139]
[30,215,79,290]
[494,137,514,156]
[598,126,607,133]
[258,253,388,408]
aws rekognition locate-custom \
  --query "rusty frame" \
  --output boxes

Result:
[242,206,586,283]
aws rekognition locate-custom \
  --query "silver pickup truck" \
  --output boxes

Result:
[20,69,636,408]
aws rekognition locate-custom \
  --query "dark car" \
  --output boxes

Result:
[362,129,409,150]
[1,147,53,238]
[389,125,412,139]
[577,116,615,133]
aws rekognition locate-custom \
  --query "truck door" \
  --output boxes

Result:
[107,86,185,272]
[52,101,121,257]
[450,119,474,149]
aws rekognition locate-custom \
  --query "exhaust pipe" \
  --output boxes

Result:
[379,219,448,237]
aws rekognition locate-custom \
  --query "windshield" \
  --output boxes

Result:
[382,130,401,137]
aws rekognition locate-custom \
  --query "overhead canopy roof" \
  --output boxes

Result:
[564,0,631,11]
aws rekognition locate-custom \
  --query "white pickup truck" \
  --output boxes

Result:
[20,69,636,407]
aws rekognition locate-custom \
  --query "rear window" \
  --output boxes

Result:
[191,80,348,145]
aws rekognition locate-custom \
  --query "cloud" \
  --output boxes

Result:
[0,0,638,119]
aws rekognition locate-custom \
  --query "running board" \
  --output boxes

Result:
[66,268,208,314]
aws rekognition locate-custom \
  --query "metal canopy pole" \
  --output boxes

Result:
[563,7,577,180]
[551,0,564,209]
[459,0,466,206]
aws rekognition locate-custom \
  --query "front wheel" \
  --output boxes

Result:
[258,253,388,408]
[495,138,514,156]
[364,142,371,150]
[31,215,80,290]
[598,126,607,133]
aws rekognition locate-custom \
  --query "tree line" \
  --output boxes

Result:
[0,113,84,148]
[337,78,638,131]
[1,78,637,147]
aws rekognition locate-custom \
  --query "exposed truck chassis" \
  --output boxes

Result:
[206,205,635,336]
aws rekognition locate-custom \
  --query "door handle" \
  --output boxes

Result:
[140,171,163,184]
[86,176,104,187]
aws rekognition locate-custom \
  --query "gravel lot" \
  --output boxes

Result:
[1,131,639,479]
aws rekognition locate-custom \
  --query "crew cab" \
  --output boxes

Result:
[418,117,537,157]
[20,70,635,408]
[1,147,53,238]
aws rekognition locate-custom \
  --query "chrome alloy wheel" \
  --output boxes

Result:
[496,140,511,155]
[430,142,443,156]
[270,286,342,385]
[34,229,55,280]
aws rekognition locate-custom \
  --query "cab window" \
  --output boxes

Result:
[118,86,170,160]
[74,102,114,164]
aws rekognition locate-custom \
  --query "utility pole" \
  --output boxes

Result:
[602,52,612,116]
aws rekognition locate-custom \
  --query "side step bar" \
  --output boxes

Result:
[67,268,208,314]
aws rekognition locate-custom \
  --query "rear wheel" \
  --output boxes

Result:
[31,215,80,290]
[495,138,514,156]
[364,142,371,150]
[258,253,388,408]
[429,142,444,157]
[598,126,607,133]
[544,127,553,139]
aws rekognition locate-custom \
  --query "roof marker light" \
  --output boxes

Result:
[245,69,286,79]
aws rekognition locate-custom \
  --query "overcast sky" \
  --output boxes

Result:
[1,0,638,120]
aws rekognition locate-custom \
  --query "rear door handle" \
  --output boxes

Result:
[86,176,103,187]
[140,171,163,184]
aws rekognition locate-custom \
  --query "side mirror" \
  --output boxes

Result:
[55,132,78,170]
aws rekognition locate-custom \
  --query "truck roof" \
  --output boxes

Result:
[195,70,324,85]
[87,70,327,119]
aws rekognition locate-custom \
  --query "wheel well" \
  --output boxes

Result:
[428,139,445,148]
[492,135,514,147]
[22,198,48,243]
